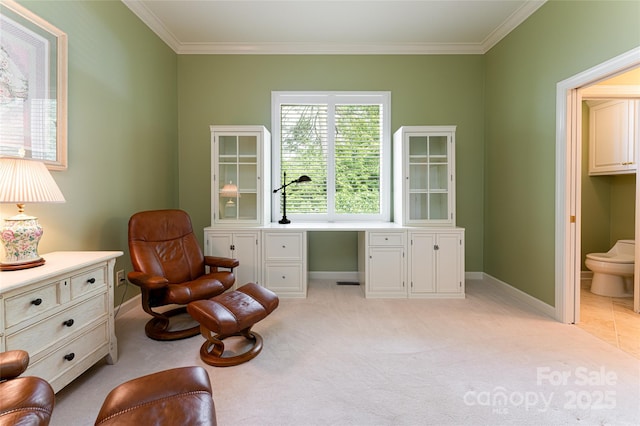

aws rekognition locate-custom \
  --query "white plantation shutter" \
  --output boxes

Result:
[272,92,390,222]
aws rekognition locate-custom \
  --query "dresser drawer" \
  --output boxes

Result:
[264,232,304,261]
[368,232,405,246]
[7,293,108,358]
[71,266,107,299]
[25,321,109,385]
[4,280,70,328]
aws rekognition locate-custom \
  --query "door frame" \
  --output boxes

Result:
[555,46,640,323]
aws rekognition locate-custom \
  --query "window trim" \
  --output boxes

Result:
[271,91,391,222]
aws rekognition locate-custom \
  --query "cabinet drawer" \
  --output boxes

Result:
[368,232,405,246]
[25,321,109,385]
[264,233,303,261]
[4,280,69,328]
[7,293,108,358]
[264,264,304,292]
[71,266,106,299]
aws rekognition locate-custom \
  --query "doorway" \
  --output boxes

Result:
[555,47,640,324]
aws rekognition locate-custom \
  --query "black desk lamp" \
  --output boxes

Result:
[273,172,311,224]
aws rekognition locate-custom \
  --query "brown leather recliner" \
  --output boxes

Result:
[0,350,55,426]
[128,209,239,340]
[0,350,217,426]
[95,366,216,425]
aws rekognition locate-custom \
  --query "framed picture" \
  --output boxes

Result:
[0,0,67,170]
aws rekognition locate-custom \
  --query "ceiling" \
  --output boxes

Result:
[122,0,547,55]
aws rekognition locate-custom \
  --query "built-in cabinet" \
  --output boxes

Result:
[207,124,464,299]
[262,231,307,298]
[408,230,465,298]
[211,125,271,225]
[0,251,121,393]
[394,126,456,226]
[365,231,406,298]
[588,100,638,175]
[204,230,260,290]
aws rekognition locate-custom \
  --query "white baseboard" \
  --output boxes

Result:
[465,271,483,280]
[114,293,141,319]
[308,271,360,281]
[482,273,556,319]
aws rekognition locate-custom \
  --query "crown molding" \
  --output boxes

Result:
[175,42,485,55]
[122,0,182,52]
[481,0,546,53]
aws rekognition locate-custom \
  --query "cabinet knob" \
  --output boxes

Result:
[31,298,43,306]
[282,276,286,279]
[63,353,75,361]
[87,278,96,284]
[282,245,286,249]
[434,244,439,250]
[63,319,75,327]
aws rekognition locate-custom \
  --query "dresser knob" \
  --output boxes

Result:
[87,278,96,284]
[63,353,75,361]
[31,298,43,306]
[63,319,75,327]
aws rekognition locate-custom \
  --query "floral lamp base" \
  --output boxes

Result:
[0,214,45,271]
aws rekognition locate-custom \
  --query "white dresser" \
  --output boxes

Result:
[0,251,122,392]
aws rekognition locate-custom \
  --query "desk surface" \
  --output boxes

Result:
[206,222,464,231]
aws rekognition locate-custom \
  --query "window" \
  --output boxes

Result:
[271,92,391,222]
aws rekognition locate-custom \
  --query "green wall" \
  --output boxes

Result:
[9,1,639,308]
[177,55,485,272]
[10,1,179,305]
[484,0,640,305]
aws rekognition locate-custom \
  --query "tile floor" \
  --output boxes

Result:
[578,278,640,359]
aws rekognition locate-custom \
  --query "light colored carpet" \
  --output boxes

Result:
[51,279,640,425]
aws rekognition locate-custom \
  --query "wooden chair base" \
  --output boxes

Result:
[145,307,200,341]
[199,328,263,367]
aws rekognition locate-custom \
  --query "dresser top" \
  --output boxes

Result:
[0,251,123,293]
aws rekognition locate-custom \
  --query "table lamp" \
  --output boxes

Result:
[273,172,311,224]
[0,157,66,270]
[219,181,239,218]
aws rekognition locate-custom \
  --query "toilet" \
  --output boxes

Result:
[585,240,635,297]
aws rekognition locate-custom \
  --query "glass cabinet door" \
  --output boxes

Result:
[216,133,258,222]
[393,125,455,227]
[408,134,450,222]
[211,125,270,226]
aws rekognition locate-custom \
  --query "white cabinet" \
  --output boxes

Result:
[588,100,637,175]
[365,231,406,298]
[394,126,456,226]
[262,231,307,297]
[408,230,465,298]
[204,228,260,289]
[0,251,121,393]
[211,125,271,225]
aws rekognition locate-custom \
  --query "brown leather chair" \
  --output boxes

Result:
[0,350,54,426]
[128,209,239,340]
[95,366,216,426]
[0,350,216,425]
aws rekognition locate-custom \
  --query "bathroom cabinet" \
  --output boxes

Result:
[588,99,638,175]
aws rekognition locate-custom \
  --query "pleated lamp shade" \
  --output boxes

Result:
[0,157,66,270]
[0,157,66,206]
